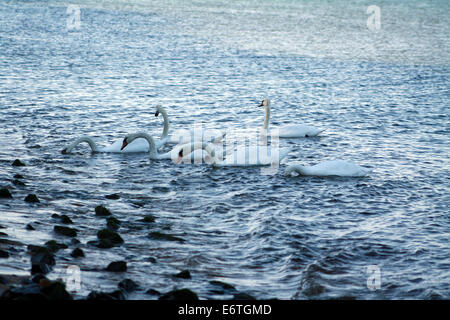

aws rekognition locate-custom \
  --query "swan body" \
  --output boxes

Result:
[285,160,371,177]
[121,132,212,163]
[259,98,324,138]
[155,105,225,144]
[177,142,291,167]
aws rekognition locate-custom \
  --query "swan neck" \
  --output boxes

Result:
[286,164,305,175]
[158,106,169,140]
[263,103,270,130]
[65,136,98,153]
[130,132,158,158]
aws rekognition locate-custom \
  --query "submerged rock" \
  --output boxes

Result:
[87,290,126,300]
[148,232,185,243]
[54,226,78,237]
[24,194,40,203]
[118,279,140,292]
[105,261,127,272]
[97,229,123,245]
[59,215,73,224]
[105,193,120,200]
[159,288,198,301]
[40,280,73,300]
[45,240,68,253]
[12,159,25,167]
[141,215,156,223]
[1,280,72,300]
[145,288,161,296]
[30,252,55,275]
[13,174,24,179]
[232,292,256,300]
[95,205,111,217]
[12,179,25,186]
[106,217,121,231]
[0,249,9,259]
[26,224,35,231]
[174,270,191,279]
[71,248,85,258]
[0,188,12,199]
[208,280,237,294]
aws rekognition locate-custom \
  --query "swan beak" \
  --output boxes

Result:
[258,102,264,107]
[155,111,160,117]
[120,139,128,150]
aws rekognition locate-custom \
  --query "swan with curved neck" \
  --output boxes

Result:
[61,105,169,154]
[120,132,214,163]
[285,160,371,177]
[176,142,291,167]
[155,105,225,144]
[258,98,324,137]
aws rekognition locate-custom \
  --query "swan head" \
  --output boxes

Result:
[121,132,148,150]
[258,98,270,107]
[175,142,216,164]
[155,104,162,117]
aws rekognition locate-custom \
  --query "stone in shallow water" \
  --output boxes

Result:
[86,290,126,300]
[30,252,55,275]
[12,159,25,167]
[26,224,35,231]
[59,215,73,224]
[24,194,40,203]
[71,247,85,258]
[174,270,191,279]
[118,279,140,292]
[95,205,111,216]
[232,292,256,300]
[105,261,127,272]
[45,240,68,252]
[145,288,161,296]
[97,229,123,244]
[159,288,198,301]
[0,249,10,259]
[148,231,185,243]
[105,193,120,200]
[54,226,78,237]
[0,188,12,199]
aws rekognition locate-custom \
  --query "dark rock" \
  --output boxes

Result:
[45,240,68,252]
[0,275,9,285]
[147,257,157,263]
[148,232,185,243]
[97,229,123,245]
[40,280,73,300]
[0,188,12,199]
[118,279,140,292]
[88,239,115,249]
[12,159,25,167]
[31,274,48,284]
[24,194,40,203]
[145,288,161,296]
[87,290,126,300]
[232,292,256,300]
[209,280,236,291]
[105,193,120,200]
[95,205,111,216]
[0,249,9,259]
[174,270,191,279]
[106,217,120,231]
[12,179,25,186]
[159,288,198,301]
[71,248,84,258]
[105,261,127,272]
[59,215,73,224]
[27,245,50,255]
[54,226,77,237]
[141,215,156,223]
[30,252,55,275]
[26,224,35,231]
[1,283,46,300]
[14,174,24,179]
[51,214,60,219]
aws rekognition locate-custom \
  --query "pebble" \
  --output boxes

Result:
[159,288,198,300]
[105,261,127,272]
[24,194,40,203]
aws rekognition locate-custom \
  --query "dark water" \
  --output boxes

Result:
[0,1,449,299]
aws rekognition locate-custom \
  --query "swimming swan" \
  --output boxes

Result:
[120,132,213,162]
[61,105,169,154]
[155,105,225,144]
[259,98,324,138]
[285,160,371,177]
[176,142,292,167]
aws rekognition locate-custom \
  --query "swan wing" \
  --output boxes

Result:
[278,125,324,138]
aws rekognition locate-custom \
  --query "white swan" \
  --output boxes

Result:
[155,105,225,144]
[120,132,213,162]
[176,142,292,167]
[259,98,324,138]
[61,105,169,154]
[285,160,371,177]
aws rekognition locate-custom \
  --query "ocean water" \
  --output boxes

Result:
[0,0,449,299]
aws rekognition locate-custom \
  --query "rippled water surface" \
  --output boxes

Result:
[0,0,449,299]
